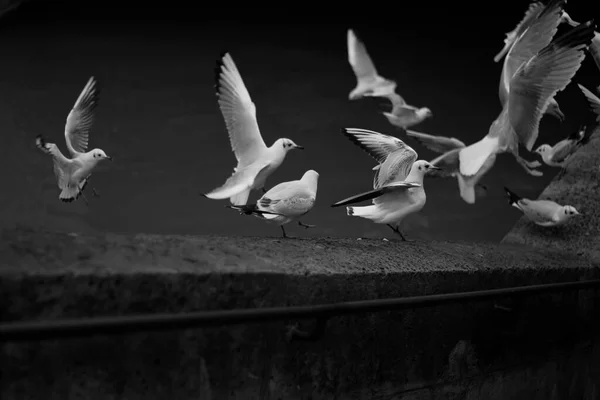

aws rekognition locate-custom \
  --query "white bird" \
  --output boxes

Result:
[203,52,304,206]
[375,92,433,129]
[226,170,319,238]
[341,128,418,189]
[404,129,490,204]
[497,0,567,122]
[347,29,397,100]
[334,128,439,240]
[35,76,112,205]
[459,17,595,180]
[534,123,593,168]
[504,186,580,226]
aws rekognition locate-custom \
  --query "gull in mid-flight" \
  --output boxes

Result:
[226,170,319,238]
[333,128,439,241]
[373,92,433,130]
[35,76,112,205]
[203,52,304,206]
[504,186,580,227]
[403,129,490,204]
[459,17,596,180]
[347,29,397,100]
[497,0,569,122]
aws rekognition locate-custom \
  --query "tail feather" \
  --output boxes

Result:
[504,186,522,207]
[59,178,88,202]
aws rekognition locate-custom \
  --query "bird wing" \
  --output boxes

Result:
[204,159,271,200]
[347,29,378,83]
[36,135,75,189]
[342,127,418,165]
[215,52,268,168]
[508,20,594,152]
[501,0,565,106]
[578,83,600,122]
[64,76,99,157]
[405,129,466,154]
[494,1,546,63]
[374,149,418,189]
[331,181,421,208]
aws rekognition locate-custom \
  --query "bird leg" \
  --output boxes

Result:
[80,192,89,206]
[387,224,411,241]
[298,221,316,229]
[280,225,293,239]
[516,156,543,177]
[92,188,100,197]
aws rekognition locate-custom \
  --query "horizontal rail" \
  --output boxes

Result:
[1,279,599,342]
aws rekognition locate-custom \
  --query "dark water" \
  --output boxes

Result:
[0,1,598,241]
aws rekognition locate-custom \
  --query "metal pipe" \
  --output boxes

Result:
[1,279,599,342]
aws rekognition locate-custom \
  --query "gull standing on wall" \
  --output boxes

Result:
[504,186,580,227]
[226,170,319,238]
[534,123,593,173]
[459,9,596,180]
[203,52,305,206]
[403,129,489,204]
[332,128,439,241]
[346,29,397,100]
[496,0,569,121]
[35,76,112,205]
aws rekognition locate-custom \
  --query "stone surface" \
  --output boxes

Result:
[2,226,600,399]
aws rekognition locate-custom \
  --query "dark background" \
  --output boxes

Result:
[0,0,598,241]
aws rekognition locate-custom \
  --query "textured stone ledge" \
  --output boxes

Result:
[1,227,600,399]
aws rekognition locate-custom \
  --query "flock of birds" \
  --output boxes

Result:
[35,0,600,240]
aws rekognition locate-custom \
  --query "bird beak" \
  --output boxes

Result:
[294,145,305,150]
[106,156,113,161]
[575,211,582,216]
[429,166,441,171]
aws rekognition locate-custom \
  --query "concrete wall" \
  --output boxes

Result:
[2,227,600,399]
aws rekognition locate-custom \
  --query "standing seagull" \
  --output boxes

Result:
[35,76,111,205]
[203,52,304,205]
[376,92,433,129]
[226,170,319,238]
[333,128,439,240]
[504,186,580,226]
[347,29,397,100]
[534,123,593,169]
[497,0,567,122]
[403,129,490,204]
[459,17,596,180]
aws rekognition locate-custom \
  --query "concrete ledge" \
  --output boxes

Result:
[2,227,600,399]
